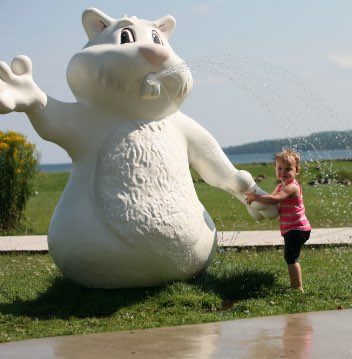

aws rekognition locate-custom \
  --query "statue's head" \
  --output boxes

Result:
[67,8,193,120]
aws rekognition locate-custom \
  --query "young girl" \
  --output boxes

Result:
[245,148,311,292]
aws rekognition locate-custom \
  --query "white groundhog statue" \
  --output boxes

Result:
[0,8,278,288]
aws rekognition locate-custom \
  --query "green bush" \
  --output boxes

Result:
[0,131,40,233]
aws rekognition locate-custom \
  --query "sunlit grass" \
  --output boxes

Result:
[0,247,351,342]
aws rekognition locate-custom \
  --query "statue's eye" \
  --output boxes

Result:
[121,28,135,44]
[152,30,163,45]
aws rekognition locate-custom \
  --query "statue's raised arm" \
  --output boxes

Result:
[178,114,278,220]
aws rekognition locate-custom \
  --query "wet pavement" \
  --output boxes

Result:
[0,309,351,358]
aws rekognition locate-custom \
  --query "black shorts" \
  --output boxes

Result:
[283,230,311,264]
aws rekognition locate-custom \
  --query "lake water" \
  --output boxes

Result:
[40,163,73,172]
[39,148,352,172]
[227,148,352,164]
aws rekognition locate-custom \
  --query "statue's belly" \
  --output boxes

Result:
[94,120,204,242]
[48,120,217,288]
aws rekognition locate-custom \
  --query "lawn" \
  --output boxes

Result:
[0,159,351,342]
[0,247,351,343]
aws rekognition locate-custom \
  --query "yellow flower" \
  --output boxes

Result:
[0,142,10,150]
[24,143,34,151]
[1,131,26,145]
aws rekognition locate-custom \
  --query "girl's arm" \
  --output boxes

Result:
[245,183,298,205]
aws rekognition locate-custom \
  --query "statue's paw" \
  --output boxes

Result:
[0,55,42,113]
[260,204,279,219]
[0,61,16,113]
[246,205,264,221]
[246,184,279,220]
[246,202,278,221]
[10,55,33,76]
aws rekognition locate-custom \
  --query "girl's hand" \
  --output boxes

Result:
[245,190,256,205]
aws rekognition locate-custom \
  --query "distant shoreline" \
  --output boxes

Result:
[39,148,352,173]
[223,130,352,155]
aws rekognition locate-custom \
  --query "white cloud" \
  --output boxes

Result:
[329,54,352,70]
[190,4,212,15]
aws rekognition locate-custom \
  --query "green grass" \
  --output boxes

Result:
[0,247,351,342]
[4,159,351,235]
[0,160,351,342]
[7,172,68,235]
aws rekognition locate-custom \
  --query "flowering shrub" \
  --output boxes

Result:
[0,131,40,232]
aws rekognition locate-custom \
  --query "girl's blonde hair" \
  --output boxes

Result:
[275,148,301,173]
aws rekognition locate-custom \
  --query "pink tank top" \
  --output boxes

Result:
[278,179,311,235]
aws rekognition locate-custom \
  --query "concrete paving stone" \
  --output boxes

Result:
[0,235,48,251]
[1,227,351,252]
[218,227,352,247]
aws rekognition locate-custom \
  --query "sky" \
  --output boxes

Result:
[1,0,352,164]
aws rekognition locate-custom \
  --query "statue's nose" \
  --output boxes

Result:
[139,45,169,66]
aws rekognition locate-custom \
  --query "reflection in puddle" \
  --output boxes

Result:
[283,314,313,358]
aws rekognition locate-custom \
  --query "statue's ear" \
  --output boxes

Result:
[82,7,114,41]
[154,16,176,40]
